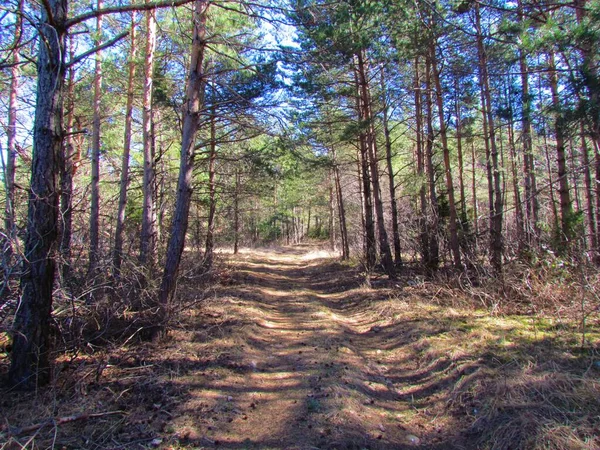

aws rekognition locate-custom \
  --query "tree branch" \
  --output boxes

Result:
[65,0,195,29]
[66,31,128,67]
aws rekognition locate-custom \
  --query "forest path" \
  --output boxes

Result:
[164,245,463,449]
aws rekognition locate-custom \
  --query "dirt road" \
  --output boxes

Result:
[163,246,464,449]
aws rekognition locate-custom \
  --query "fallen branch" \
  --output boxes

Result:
[1,411,125,436]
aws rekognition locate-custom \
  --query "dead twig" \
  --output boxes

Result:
[0,410,125,437]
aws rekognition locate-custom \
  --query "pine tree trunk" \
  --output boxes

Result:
[333,153,349,260]
[233,168,240,255]
[508,117,525,253]
[454,81,467,224]
[353,60,376,271]
[4,0,23,258]
[430,40,461,269]
[9,0,67,388]
[60,36,75,281]
[140,3,158,269]
[203,107,217,270]
[519,44,539,245]
[548,51,574,247]
[356,50,395,278]
[476,2,503,274]
[580,123,598,259]
[424,56,440,271]
[113,17,138,280]
[158,0,208,313]
[414,57,430,266]
[89,0,103,276]
[380,66,402,266]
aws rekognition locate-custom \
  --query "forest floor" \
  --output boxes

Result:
[2,244,600,449]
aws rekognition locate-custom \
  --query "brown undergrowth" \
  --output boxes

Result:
[1,244,599,449]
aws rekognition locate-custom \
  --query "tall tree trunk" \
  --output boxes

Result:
[140,4,158,269]
[89,0,103,275]
[430,40,461,269]
[158,0,208,313]
[333,152,349,260]
[9,0,67,388]
[542,127,560,232]
[380,66,402,266]
[548,51,574,247]
[580,123,598,259]
[203,106,217,270]
[471,141,479,249]
[353,61,376,271]
[356,50,395,278]
[508,116,525,253]
[414,57,430,266]
[424,55,440,271]
[329,179,335,250]
[60,36,76,281]
[233,168,240,255]
[454,81,467,224]
[476,2,503,274]
[4,0,23,258]
[113,17,138,280]
[518,45,539,245]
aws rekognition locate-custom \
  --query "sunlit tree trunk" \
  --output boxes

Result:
[233,168,240,255]
[113,17,138,280]
[580,124,598,258]
[89,0,103,275]
[507,115,525,253]
[424,55,440,271]
[414,57,430,266]
[353,60,376,271]
[548,51,574,246]
[9,0,67,388]
[203,106,217,269]
[140,3,158,269]
[475,2,503,274]
[430,40,461,269]
[518,42,539,244]
[356,50,395,278]
[333,153,349,260]
[4,0,23,259]
[60,36,76,281]
[380,66,402,266]
[158,0,209,313]
[454,81,467,224]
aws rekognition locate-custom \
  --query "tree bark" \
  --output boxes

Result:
[332,147,349,260]
[353,59,376,271]
[158,0,208,312]
[140,3,158,269]
[475,2,503,274]
[430,40,461,269]
[9,0,67,388]
[380,66,402,266]
[113,17,138,280]
[424,55,440,271]
[89,0,103,276]
[356,50,395,278]
[203,106,217,269]
[548,51,574,247]
[59,36,76,281]
[4,0,23,257]
[233,168,240,255]
[580,124,598,258]
[414,57,430,266]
